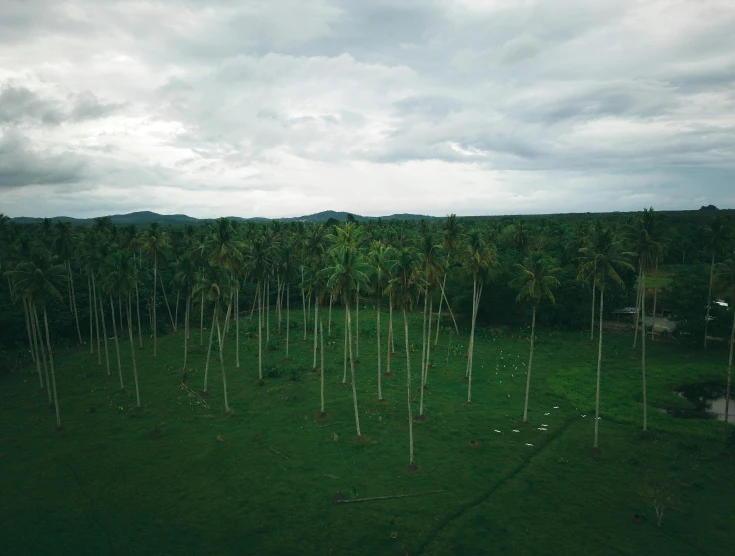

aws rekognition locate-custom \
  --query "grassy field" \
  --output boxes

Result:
[0,306,733,555]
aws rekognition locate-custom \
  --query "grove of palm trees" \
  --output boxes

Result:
[1,209,734,555]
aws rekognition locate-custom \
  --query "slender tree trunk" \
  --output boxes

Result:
[723,309,734,442]
[22,296,36,363]
[421,290,428,385]
[594,289,604,448]
[266,281,270,346]
[127,294,141,408]
[632,266,642,348]
[135,279,143,348]
[26,298,41,386]
[522,305,537,423]
[33,307,52,404]
[346,302,362,439]
[320,302,326,415]
[98,288,111,376]
[343,307,348,384]
[42,306,61,428]
[328,295,333,336]
[277,276,282,334]
[258,282,263,380]
[249,282,259,322]
[705,253,715,348]
[386,298,392,376]
[66,262,72,311]
[203,304,217,393]
[92,273,102,366]
[307,293,311,339]
[403,308,415,466]
[153,253,158,357]
[110,294,124,391]
[435,273,446,346]
[200,292,205,346]
[424,297,433,387]
[641,272,648,432]
[467,279,480,402]
[302,286,307,341]
[68,263,82,344]
[437,274,459,336]
[651,259,659,342]
[355,289,360,359]
[466,278,477,378]
[312,294,319,370]
[216,311,230,413]
[235,286,240,368]
[88,275,94,355]
[183,294,190,370]
[159,274,176,333]
[377,298,383,401]
[286,284,291,359]
[118,296,124,336]
[389,302,395,353]
[590,282,596,341]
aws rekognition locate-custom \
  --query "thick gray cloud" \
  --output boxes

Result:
[0,0,733,218]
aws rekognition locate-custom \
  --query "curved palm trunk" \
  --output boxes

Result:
[377,297,383,401]
[68,264,82,344]
[203,304,218,393]
[403,308,415,466]
[651,259,659,342]
[249,282,259,321]
[320,303,325,415]
[632,267,642,348]
[424,298,433,387]
[436,274,460,340]
[215,312,230,413]
[98,289,111,376]
[346,302,362,438]
[34,308,52,404]
[266,281,270,346]
[159,274,176,333]
[421,291,428,385]
[342,307,348,384]
[522,305,537,423]
[641,272,648,431]
[93,274,103,364]
[22,296,36,364]
[593,289,604,448]
[704,253,715,348]
[153,252,158,357]
[127,294,141,408]
[42,306,61,428]
[135,279,143,348]
[355,290,360,359]
[27,298,42,387]
[386,298,392,376]
[467,279,481,402]
[286,284,290,359]
[723,309,734,443]
[302,286,307,341]
[328,296,333,336]
[312,295,319,370]
[389,302,395,353]
[419,292,430,416]
[109,294,124,392]
[435,273,446,346]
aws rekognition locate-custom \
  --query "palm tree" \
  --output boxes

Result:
[245,233,272,381]
[417,231,443,418]
[510,252,560,423]
[121,224,144,347]
[463,230,498,403]
[368,240,396,402]
[141,223,170,357]
[324,243,371,440]
[54,222,82,344]
[578,228,634,448]
[194,268,225,396]
[713,259,735,441]
[10,251,67,428]
[174,253,198,370]
[103,251,134,394]
[435,214,462,344]
[703,217,733,348]
[388,247,424,470]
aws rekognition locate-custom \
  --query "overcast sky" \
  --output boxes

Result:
[1,0,733,219]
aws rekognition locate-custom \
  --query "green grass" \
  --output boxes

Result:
[1,307,733,555]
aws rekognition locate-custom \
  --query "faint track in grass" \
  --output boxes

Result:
[416,416,577,556]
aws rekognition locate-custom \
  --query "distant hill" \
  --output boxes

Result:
[9,210,434,226]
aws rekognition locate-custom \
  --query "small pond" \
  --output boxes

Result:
[665,382,734,423]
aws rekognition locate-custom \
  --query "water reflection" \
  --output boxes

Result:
[668,382,734,423]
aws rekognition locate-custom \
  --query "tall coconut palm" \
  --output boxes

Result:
[122,224,144,347]
[703,217,733,348]
[324,243,371,440]
[578,228,634,448]
[174,253,198,371]
[194,268,226,396]
[435,214,462,344]
[245,234,272,381]
[103,251,135,394]
[368,240,396,402]
[713,259,735,441]
[10,251,67,428]
[463,230,498,403]
[141,223,170,357]
[388,247,424,470]
[54,222,82,344]
[510,252,560,423]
